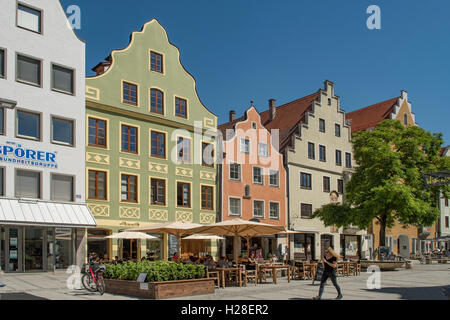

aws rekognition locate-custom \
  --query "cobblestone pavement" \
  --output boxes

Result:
[0,262,449,300]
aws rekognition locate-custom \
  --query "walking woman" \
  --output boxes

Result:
[313,247,343,300]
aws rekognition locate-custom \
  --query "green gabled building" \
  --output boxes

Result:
[85,19,218,261]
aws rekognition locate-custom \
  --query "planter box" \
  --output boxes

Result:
[105,278,215,300]
[360,261,405,271]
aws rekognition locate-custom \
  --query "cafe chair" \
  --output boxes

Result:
[336,262,346,277]
[242,264,258,286]
[206,269,221,289]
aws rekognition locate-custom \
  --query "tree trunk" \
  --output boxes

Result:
[379,215,387,247]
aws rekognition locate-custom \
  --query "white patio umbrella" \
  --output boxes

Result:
[127,222,203,258]
[183,234,226,241]
[189,219,285,262]
[105,232,160,240]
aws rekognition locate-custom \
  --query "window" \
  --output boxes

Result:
[17,54,41,86]
[319,145,326,162]
[229,198,241,216]
[244,185,251,198]
[258,143,268,157]
[0,108,4,135]
[269,202,280,220]
[0,167,4,196]
[308,142,315,160]
[121,125,138,153]
[252,122,257,129]
[88,118,107,148]
[15,170,40,199]
[230,163,241,181]
[123,82,137,105]
[445,198,449,207]
[177,137,191,163]
[338,179,344,194]
[121,174,138,203]
[345,153,352,168]
[445,216,449,229]
[17,110,40,140]
[323,176,331,193]
[301,203,313,219]
[17,4,42,33]
[335,124,341,137]
[300,173,312,189]
[253,200,265,218]
[241,138,250,154]
[52,117,74,146]
[150,89,164,114]
[177,182,191,208]
[175,97,187,118]
[150,178,166,206]
[0,49,5,78]
[328,98,332,106]
[51,174,74,202]
[404,113,408,126]
[319,119,326,133]
[151,131,166,158]
[253,167,264,185]
[336,150,342,166]
[88,170,107,200]
[150,51,163,73]
[202,142,214,167]
[52,65,74,94]
[269,170,279,187]
[201,186,214,210]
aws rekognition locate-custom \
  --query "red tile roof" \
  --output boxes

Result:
[345,98,398,134]
[218,92,320,147]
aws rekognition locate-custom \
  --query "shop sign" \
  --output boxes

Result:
[423,171,450,187]
[0,142,58,169]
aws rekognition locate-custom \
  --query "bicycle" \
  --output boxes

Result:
[81,262,106,295]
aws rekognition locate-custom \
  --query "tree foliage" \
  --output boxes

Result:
[313,120,450,245]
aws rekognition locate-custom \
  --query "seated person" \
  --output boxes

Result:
[217,256,229,268]
[88,252,98,264]
[247,253,257,270]
[204,256,216,269]
[172,252,180,263]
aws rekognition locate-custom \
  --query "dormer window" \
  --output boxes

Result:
[17,3,42,34]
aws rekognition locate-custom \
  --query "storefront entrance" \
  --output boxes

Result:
[293,234,315,261]
[1,226,76,273]
[320,234,334,259]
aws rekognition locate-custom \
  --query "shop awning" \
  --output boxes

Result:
[0,198,97,228]
[293,227,320,234]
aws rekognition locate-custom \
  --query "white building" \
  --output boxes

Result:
[439,147,450,247]
[0,0,95,273]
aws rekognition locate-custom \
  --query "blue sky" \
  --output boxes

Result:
[62,0,450,145]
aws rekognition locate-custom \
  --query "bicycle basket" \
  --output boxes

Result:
[94,264,106,273]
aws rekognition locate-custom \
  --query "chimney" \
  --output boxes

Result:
[269,99,277,121]
[229,110,236,122]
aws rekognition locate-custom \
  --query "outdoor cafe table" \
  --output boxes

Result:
[210,267,242,288]
[337,261,354,276]
[258,265,291,284]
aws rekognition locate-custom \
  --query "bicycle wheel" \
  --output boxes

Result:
[82,273,97,292]
[97,274,105,295]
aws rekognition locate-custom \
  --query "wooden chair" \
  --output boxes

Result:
[292,262,308,280]
[206,269,221,289]
[240,264,258,286]
[336,262,345,277]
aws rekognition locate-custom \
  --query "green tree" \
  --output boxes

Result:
[313,120,450,248]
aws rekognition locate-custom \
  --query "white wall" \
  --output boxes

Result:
[0,0,86,202]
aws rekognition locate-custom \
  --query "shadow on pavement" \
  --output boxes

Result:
[0,293,48,300]
[362,285,449,300]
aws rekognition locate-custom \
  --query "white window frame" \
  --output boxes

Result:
[16,53,42,87]
[51,63,75,95]
[258,143,268,158]
[252,166,264,185]
[228,197,242,217]
[269,201,280,220]
[16,109,41,141]
[50,173,75,202]
[15,168,41,199]
[269,169,280,187]
[300,203,313,219]
[253,199,265,219]
[229,162,241,182]
[51,116,75,147]
[240,138,250,154]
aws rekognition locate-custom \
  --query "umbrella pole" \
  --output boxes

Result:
[246,236,250,259]
[233,236,239,263]
[178,235,182,260]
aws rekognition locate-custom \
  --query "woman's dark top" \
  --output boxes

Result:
[324,256,337,273]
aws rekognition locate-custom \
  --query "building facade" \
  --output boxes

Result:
[346,90,437,257]
[0,0,95,273]
[218,106,288,260]
[438,146,450,247]
[85,20,218,261]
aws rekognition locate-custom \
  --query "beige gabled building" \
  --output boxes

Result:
[260,81,367,260]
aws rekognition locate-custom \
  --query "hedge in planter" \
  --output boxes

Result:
[103,261,206,282]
